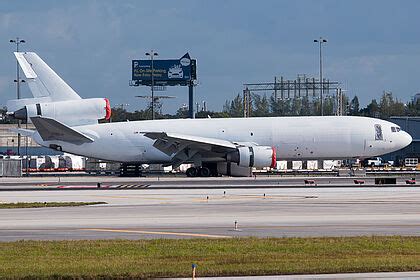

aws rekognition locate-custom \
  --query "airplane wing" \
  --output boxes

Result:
[31,116,94,145]
[143,132,237,155]
[143,132,237,167]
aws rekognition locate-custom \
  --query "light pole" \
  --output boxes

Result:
[145,50,158,120]
[10,37,25,155]
[314,37,327,116]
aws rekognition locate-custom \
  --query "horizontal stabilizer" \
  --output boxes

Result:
[30,116,94,145]
[9,128,36,138]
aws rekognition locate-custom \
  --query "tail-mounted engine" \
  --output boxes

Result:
[11,98,111,126]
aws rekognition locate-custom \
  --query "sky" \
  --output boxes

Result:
[0,0,420,113]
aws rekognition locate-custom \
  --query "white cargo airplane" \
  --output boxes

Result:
[7,52,412,176]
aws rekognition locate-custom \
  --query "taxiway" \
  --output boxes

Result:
[1,184,420,241]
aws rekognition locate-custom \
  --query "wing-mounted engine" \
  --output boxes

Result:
[10,98,111,126]
[228,145,277,168]
[218,145,277,176]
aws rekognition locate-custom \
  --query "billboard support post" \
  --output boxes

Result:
[145,50,158,120]
[189,81,194,119]
[151,56,155,120]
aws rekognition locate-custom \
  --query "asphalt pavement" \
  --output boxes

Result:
[1,185,420,241]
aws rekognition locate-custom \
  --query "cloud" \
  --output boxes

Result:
[0,13,15,30]
[1,0,420,112]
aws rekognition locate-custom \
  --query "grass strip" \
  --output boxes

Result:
[1,236,420,279]
[0,202,107,209]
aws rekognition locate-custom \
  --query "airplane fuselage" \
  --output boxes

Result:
[32,116,412,163]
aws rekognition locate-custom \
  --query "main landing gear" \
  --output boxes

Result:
[186,163,218,177]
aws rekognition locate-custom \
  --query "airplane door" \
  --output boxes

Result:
[364,123,387,154]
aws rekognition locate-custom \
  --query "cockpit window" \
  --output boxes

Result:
[374,124,383,140]
[391,127,396,132]
[396,127,401,132]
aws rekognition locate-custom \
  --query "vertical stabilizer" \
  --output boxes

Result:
[14,52,81,100]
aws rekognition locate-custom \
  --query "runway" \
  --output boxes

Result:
[1,185,420,241]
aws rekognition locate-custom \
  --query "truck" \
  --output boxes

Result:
[364,157,385,167]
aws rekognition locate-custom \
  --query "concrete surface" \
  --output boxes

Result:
[0,175,419,190]
[1,186,420,241]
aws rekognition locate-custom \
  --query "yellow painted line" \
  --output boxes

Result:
[36,184,50,187]
[81,228,232,238]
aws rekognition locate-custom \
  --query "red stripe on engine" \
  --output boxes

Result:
[104,98,111,120]
[271,147,277,168]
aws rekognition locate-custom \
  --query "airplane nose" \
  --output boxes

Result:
[399,131,412,148]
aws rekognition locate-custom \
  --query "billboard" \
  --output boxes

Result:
[132,53,196,86]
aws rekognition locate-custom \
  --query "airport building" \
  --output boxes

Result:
[383,117,420,164]
[0,124,58,156]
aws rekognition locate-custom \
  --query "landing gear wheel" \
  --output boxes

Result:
[198,167,211,177]
[186,167,198,177]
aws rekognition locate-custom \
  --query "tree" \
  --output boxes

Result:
[290,98,302,116]
[312,99,321,116]
[360,99,380,118]
[195,110,229,118]
[342,94,350,116]
[110,107,129,122]
[223,93,244,117]
[175,106,189,119]
[349,96,360,115]
[323,97,334,115]
[406,99,420,116]
[299,97,312,116]
[379,91,405,118]
[270,94,290,116]
[252,94,270,117]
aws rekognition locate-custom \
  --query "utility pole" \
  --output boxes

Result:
[314,37,327,116]
[243,88,251,118]
[9,37,25,155]
[146,50,158,120]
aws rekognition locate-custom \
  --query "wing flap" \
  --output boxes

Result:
[31,116,93,144]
